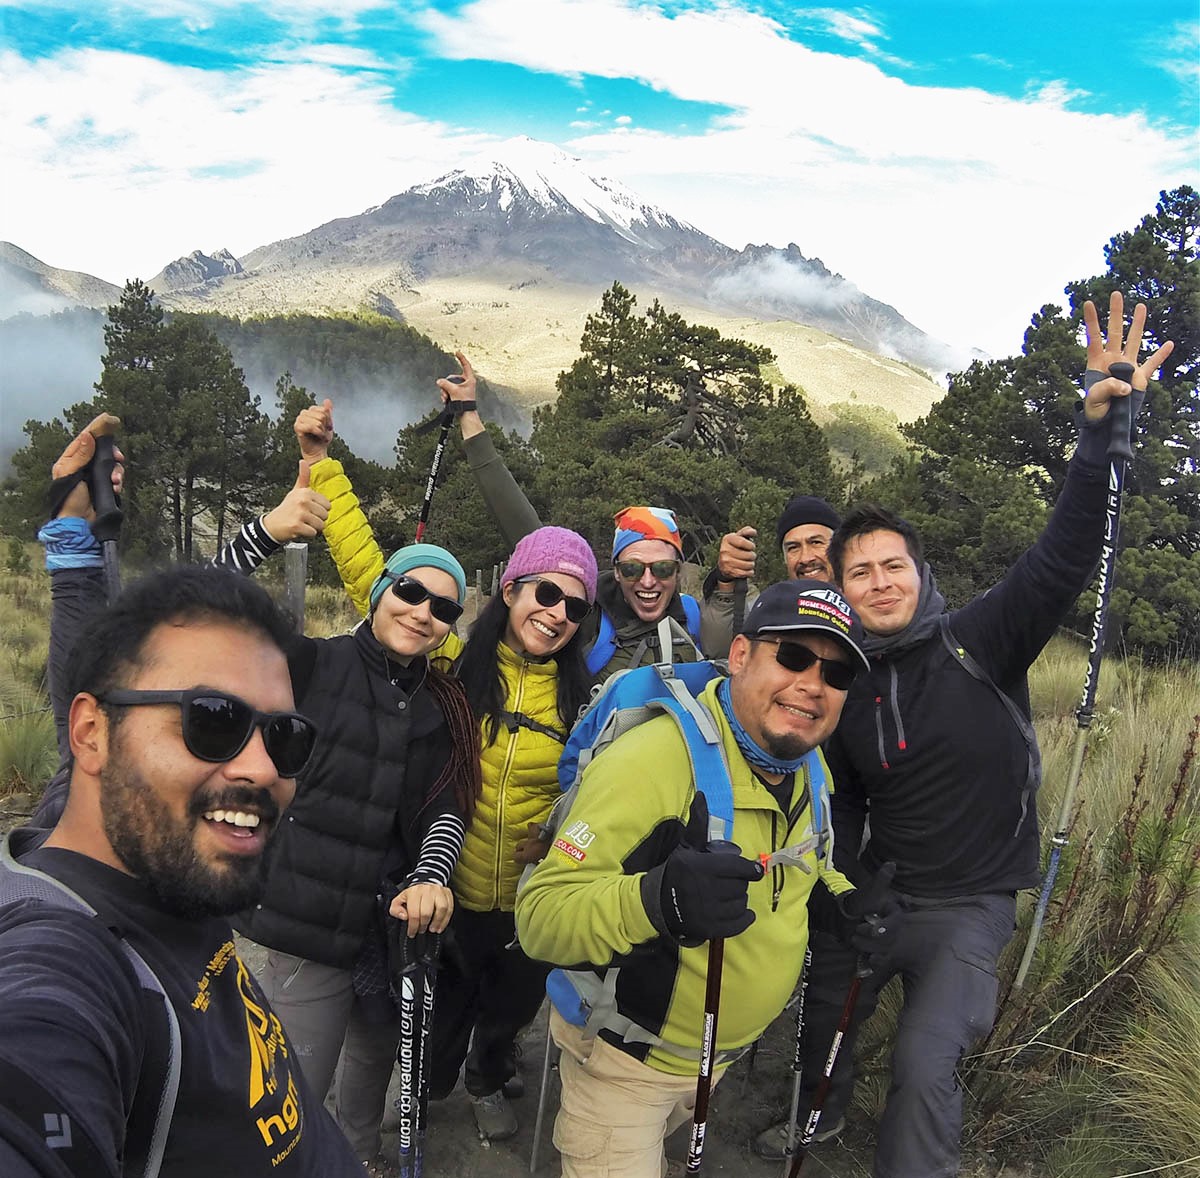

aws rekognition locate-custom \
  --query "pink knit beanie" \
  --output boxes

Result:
[500,526,598,603]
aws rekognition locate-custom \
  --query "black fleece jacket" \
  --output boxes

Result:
[826,414,1116,898]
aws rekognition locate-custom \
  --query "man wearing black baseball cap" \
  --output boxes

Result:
[516,579,897,1178]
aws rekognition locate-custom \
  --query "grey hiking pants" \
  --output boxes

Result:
[260,949,401,1162]
[800,892,1016,1178]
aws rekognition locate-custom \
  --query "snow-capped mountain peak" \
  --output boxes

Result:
[409,135,695,245]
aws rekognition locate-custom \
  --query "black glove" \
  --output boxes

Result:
[838,862,904,971]
[641,792,763,943]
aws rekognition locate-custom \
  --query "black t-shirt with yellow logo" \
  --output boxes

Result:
[0,841,361,1177]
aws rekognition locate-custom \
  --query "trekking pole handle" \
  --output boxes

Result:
[89,434,123,544]
[1106,361,1135,461]
[397,926,443,969]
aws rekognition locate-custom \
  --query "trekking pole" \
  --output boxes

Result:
[686,935,725,1173]
[88,434,123,602]
[413,375,464,542]
[529,1008,554,1174]
[780,946,812,1168]
[1013,360,1135,990]
[395,935,420,1178]
[686,837,744,1173]
[732,577,748,636]
[785,956,870,1178]
[413,932,441,1178]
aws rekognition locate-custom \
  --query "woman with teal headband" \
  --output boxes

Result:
[212,504,482,1175]
[278,395,603,1143]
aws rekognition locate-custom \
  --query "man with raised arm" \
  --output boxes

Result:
[700,494,843,660]
[754,294,1173,1177]
[425,356,708,680]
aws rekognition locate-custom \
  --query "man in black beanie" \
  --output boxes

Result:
[698,495,841,658]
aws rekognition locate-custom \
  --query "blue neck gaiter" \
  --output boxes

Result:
[717,677,808,776]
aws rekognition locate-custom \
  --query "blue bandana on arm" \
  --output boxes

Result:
[37,517,102,570]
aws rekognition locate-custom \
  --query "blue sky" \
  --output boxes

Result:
[2,1,1196,356]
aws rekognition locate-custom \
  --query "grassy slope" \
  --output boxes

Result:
[2,547,1197,1175]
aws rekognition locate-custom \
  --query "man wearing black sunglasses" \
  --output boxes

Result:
[0,565,364,1176]
[424,355,707,681]
[516,580,900,1178]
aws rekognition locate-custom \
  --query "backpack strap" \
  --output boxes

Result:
[501,710,568,744]
[680,594,702,648]
[585,612,617,676]
[0,834,181,1178]
[653,666,735,843]
[939,616,1042,836]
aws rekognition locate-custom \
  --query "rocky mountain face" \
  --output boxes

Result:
[0,241,122,318]
[160,138,962,374]
[0,139,967,430]
[150,248,243,292]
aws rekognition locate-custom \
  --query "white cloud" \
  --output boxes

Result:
[264,43,397,70]
[1156,19,1200,86]
[415,0,1197,355]
[800,7,884,47]
[615,113,632,124]
[0,48,492,282]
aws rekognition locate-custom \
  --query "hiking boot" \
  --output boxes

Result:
[471,1089,518,1140]
[752,1115,845,1160]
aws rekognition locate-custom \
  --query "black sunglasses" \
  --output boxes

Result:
[750,637,858,692]
[515,576,592,624]
[386,573,464,625]
[615,559,680,581]
[98,688,318,778]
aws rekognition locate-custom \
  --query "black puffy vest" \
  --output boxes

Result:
[236,623,449,967]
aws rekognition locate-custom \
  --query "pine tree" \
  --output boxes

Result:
[887,186,1199,657]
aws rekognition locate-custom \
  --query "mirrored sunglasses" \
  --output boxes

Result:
[515,576,592,624]
[388,574,464,625]
[750,637,858,692]
[615,559,680,582]
[98,688,318,777]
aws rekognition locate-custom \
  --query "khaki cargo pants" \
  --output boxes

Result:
[550,1009,727,1178]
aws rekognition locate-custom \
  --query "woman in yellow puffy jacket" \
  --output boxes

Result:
[436,526,597,1139]
[294,399,597,1141]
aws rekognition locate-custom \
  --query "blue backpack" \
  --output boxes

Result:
[584,593,703,677]
[558,660,736,844]
[538,659,831,1039]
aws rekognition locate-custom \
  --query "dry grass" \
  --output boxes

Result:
[840,635,1200,1177]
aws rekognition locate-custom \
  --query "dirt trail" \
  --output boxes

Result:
[370,1000,869,1178]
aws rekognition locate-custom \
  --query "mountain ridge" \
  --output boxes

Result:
[1,137,967,428]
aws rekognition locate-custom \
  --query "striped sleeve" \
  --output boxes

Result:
[407,812,466,887]
[212,516,281,576]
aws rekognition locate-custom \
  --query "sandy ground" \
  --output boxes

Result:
[162,270,942,425]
